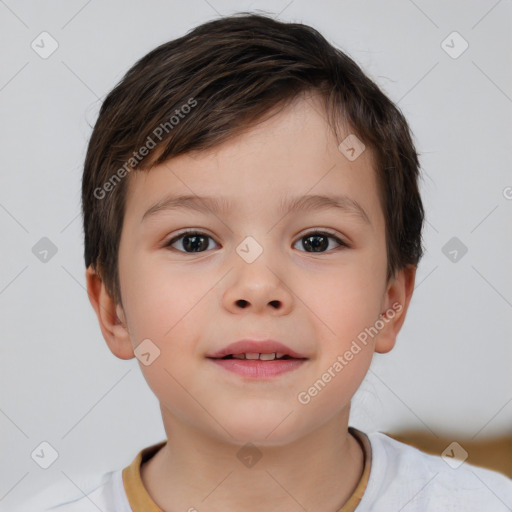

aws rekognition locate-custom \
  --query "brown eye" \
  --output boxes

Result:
[166,231,219,253]
[294,231,347,253]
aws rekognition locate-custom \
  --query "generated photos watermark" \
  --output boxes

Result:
[93,97,198,200]
[297,301,403,405]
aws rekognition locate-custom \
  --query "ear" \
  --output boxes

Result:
[85,265,135,360]
[374,265,416,354]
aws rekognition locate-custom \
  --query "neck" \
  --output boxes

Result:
[140,407,365,512]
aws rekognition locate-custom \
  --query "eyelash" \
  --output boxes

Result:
[165,229,349,254]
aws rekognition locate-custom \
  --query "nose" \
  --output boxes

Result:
[222,251,294,316]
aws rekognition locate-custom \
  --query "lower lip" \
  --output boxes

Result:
[208,358,307,378]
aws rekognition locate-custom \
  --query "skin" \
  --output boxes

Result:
[86,91,416,511]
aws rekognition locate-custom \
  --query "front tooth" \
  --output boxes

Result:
[259,353,276,360]
[245,353,260,360]
[232,354,246,359]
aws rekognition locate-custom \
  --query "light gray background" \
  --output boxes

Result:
[1,0,511,508]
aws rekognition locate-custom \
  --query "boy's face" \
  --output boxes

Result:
[88,92,415,445]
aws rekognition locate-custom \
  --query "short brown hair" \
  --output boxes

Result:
[82,12,425,307]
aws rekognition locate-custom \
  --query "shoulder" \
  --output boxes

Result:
[360,430,512,511]
[13,469,129,512]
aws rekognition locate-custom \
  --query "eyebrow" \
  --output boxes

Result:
[141,193,371,225]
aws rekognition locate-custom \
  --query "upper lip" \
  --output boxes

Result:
[207,339,308,359]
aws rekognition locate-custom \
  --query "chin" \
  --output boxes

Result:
[209,412,308,447]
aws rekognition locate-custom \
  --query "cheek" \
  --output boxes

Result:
[121,254,205,342]
[120,259,208,411]
[120,256,221,382]
[300,263,383,340]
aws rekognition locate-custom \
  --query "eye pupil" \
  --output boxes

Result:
[303,234,328,252]
[183,234,208,252]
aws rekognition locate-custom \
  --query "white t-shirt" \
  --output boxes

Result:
[17,430,512,511]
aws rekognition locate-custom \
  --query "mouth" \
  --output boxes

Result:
[206,339,309,378]
[207,339,308,360]
[214,352,301,361]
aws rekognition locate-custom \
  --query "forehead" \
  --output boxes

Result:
[122,92,383,231]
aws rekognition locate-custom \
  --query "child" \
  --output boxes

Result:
[30,11,512,512]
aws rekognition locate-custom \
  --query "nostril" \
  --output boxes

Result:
[234,299,282,309]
